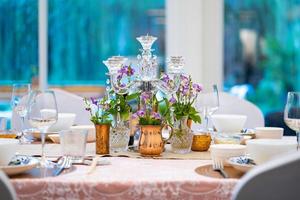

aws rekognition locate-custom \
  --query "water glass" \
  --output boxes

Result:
[0,117,7,131]
[59,130,88,163]
[284,92,300,150]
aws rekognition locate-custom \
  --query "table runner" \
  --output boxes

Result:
[16,143,212,160]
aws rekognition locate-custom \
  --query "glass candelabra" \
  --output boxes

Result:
[103,35,184,98]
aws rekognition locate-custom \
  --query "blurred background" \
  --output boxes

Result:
[1,0,300,131]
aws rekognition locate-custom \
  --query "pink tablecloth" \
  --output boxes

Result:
[11,157,239,200]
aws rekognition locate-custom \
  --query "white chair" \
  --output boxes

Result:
[192,92,264,131]
[232,152,300,200]
[11,88,93,131]
[217,92,264,128]
[50,88,92,125]
[0,170,17,200]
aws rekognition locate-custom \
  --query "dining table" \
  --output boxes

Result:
[8,142,240,200]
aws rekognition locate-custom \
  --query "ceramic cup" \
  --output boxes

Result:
[255,127,284,139]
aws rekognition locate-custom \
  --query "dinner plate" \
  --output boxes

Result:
[0,156,39,176]
[25,129,58,140]
[227,155,256,173]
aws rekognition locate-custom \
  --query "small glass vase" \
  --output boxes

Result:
[110,115,130,152]
[170,117,193,154]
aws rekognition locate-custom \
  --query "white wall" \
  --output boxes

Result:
[166,0,224,89]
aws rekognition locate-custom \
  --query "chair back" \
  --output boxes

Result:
[216,92,264,128]
[0,170,17,200]
[192,92,264,130]
[232,152,300,200]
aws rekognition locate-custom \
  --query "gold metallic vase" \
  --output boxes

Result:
[192,133,211,151]
[139,125,164,156]
[95,124,110,155]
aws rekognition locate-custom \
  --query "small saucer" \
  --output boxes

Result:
[1,155,39,176]
[227,155,256,173]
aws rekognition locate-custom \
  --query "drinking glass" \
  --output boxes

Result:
[27,90,58,168]
[11,83,31,143]
[284,92,300,150]
[196,85,220,131]
[59,129,88,163]
[0,117,7,131]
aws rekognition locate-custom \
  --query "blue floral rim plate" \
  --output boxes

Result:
[227,155,256,173]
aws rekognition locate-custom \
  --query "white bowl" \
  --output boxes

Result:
[211,114,247,133]
[70,125,95,142]
[210,144,246,166]
[0,139,19,165]
[255,127,283,139]
[246,139,297,164]
[48,113,76,132]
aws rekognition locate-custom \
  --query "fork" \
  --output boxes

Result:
[212,158,229,178]
[54,156,72,176]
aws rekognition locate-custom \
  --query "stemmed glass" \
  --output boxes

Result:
[196,85,220,131]
[27,90,58,168]
[11,83,31,143]
[284,92,300,150]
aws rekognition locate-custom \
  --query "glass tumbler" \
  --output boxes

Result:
[59,129,88,163]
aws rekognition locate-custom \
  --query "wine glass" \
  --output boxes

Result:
[196,85,220,131]
[11,83,31,143]
[284,92,300,150]
[27,90,58,168]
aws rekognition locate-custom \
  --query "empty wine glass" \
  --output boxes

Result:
[11,83,31,143]
[284,92,300,150]
[196,85,220,131]
[27,90,58,168]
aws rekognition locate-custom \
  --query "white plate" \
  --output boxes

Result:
[0,156,39,176]
[227,156,256,173]
[25,129,58,140]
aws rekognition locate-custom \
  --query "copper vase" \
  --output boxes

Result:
[95,124,110,155]
[139,125,164,156]
[187,119,192,129]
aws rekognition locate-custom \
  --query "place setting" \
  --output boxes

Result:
[194,94,300,179]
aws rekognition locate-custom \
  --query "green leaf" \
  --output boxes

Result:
[126,93,139,101]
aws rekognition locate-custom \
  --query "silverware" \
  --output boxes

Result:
[53,157,72,176]
[212,158,228,178]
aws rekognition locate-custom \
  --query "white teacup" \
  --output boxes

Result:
[255,127,283,139]
[0,139,19,165]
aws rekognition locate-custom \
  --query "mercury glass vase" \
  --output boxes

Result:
[110,118,130,152]
[170,117,193,154]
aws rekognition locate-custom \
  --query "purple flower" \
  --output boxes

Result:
[141,92,151,102]
[132,113,138,119]
[151,112,161,120]
[117,74,122,80]
[136,110,146,117]
[192,83,202,93]
[118,67,127,74]
[180,74,189,82]
[161,74,170,83]
[169,96,177,104]
[126,66,135,76]
[119,83,126,88]
[90,97,98,105]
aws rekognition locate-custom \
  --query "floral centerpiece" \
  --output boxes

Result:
[107,65,139,152]
[167,74,202,125]
[84,96,111,154]
[162,74,202,154]
[133,92,165,156]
